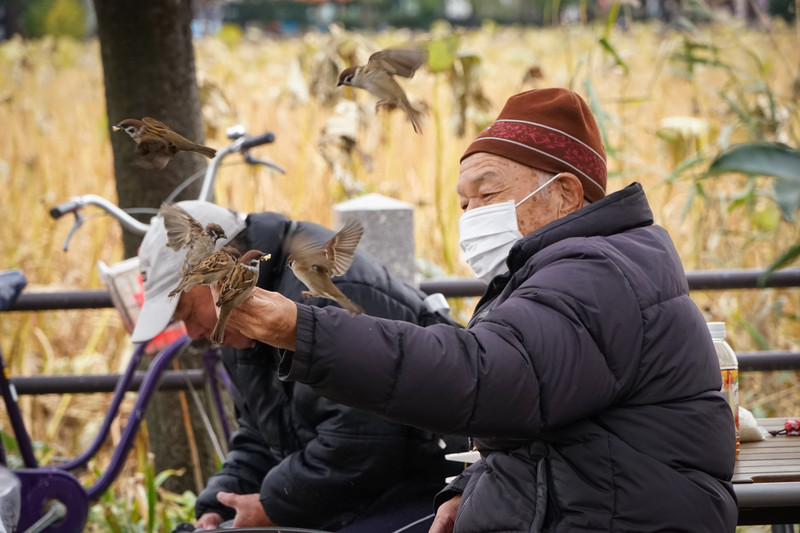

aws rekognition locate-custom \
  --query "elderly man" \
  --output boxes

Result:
[212,88,738,532]
[132,203,466,532]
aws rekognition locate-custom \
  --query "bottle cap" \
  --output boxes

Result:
[707,321,726,339]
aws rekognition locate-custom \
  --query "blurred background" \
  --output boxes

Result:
[1,0,799,530]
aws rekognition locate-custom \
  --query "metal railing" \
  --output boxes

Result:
[4,267,800,394]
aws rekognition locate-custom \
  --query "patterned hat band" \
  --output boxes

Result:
[470,120,606,199]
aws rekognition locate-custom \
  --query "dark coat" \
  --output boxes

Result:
[195,212,466,529]
[280,184,739,532]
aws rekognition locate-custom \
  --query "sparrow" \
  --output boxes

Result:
[158,202,227,273]
[113,116,216,169]
[337,48,427,134]
[168,245,242,298]
[286,220,364,316]
[211,250,271,344]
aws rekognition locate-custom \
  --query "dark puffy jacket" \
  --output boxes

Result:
[195,212,466,529]
[280,183,739,532]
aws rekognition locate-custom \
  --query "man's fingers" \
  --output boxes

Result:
[216,491,237,507]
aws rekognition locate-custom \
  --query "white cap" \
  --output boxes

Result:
[130,201,246,343]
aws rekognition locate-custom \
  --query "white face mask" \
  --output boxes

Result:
[458,174,561,282]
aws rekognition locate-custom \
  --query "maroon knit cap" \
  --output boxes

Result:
[461,88,607,202]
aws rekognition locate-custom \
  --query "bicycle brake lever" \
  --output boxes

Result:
[243,152,286,174]
[62,210,85,252]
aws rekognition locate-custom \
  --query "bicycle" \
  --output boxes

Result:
[0,125,326,533]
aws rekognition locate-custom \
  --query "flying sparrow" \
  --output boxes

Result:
[286,220,364,316]
[158,202,228,273]
[168,245,242,298]
[113,116,217,169]
[211,250,271,344]
[337,48,427,134]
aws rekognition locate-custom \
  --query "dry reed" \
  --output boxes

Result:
[1,20,799,530]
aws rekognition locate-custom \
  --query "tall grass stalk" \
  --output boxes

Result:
[1,22,799,528]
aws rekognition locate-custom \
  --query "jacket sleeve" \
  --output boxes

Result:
[195,396,280,520]
[280,254,641,438]
[433,460,480,509]
[258,399,425,528]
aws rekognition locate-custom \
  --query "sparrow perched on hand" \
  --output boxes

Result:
[113,116,216,170]
[211,250,271,344]
[337,48,427,134]
[159,202,227,273]
[286,220,364,316]
[168,245,242,298]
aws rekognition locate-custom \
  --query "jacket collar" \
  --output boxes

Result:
[471,183,653,315]
[507,182,653,273]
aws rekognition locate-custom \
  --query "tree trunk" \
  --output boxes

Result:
[92,0,224,494]
[2,0,22,39]
[93,0,209,258]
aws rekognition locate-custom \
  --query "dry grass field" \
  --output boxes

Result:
[1,16,800,530]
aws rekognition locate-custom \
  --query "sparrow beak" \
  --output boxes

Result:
[112,125,121,132]
[337,80,343,87]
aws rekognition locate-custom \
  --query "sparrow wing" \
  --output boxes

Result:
[324,220,364,277]
[159,202,205,251]
[143,116,215,156]
[168,247,240,297]
[285,231,326,265]
[366,49,427,78]
[131,134,176,169]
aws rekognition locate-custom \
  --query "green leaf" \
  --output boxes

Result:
[154,468,181,489]
[603,1,621,37]
[760,243,800,285]
[707,144,800,220]
[598,37,629,76]
[582,79,616,156]
[707,143,800,182]
[735,316,771,350]
[661,153,709,183]
[427,35,459,74]
[773,177,800,221]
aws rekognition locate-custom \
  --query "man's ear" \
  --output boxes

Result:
[556,173,584,216]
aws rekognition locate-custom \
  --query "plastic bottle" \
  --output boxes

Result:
[707,322,739,457]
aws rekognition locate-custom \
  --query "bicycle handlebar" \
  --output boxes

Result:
[52,125,281,248]
[49,195,151,235]
[239,131,275,151]
[49,199,84,219]
[198,129,280,202]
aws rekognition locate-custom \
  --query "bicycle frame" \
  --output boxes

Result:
[1,125,282,531]
[1,334,208,531]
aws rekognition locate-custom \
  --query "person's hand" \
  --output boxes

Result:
[195,512,224,530]
[429,494,461,533]
[216,491,276,527]
[208,285,298,351]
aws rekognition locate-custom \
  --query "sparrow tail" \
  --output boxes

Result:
[189,144,217,159]
[168,279,194,298]
[341,297,364,316]
[167,286,183,298]
[406,104,425,135]
[211,311,228,344]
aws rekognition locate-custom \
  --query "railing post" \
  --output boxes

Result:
[333,193,416,286]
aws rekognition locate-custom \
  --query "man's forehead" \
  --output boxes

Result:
[457,154,520,193]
